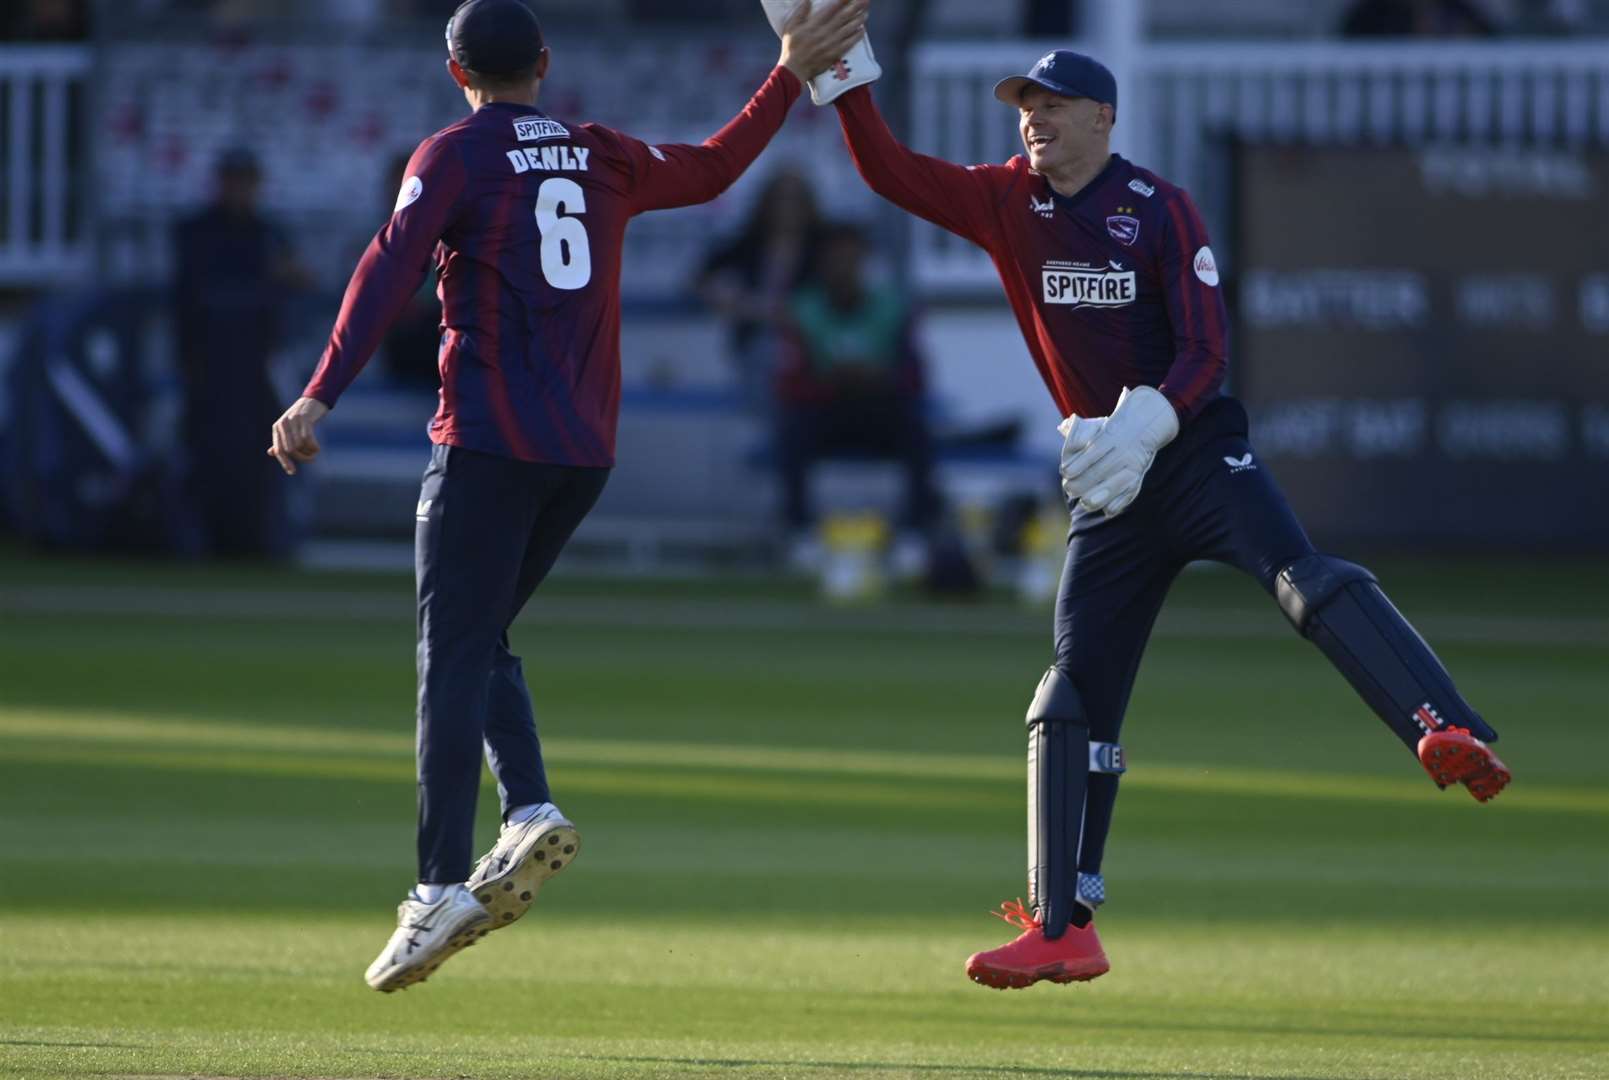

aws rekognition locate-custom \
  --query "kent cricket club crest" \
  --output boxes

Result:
[1106,206,1140,246]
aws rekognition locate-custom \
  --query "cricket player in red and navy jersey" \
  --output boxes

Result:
[266,0,872,992]
[829,47,1513,989]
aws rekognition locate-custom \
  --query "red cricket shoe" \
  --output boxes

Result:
[965,899,1110,990]
[1418,726,1511,803]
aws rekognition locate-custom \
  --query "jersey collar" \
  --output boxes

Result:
[1047,153,1124,213]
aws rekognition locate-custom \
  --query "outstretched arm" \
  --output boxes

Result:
[268,135,466,474]
[834,85,1002,248]
[304,137,466,409]
[626,0,869,213]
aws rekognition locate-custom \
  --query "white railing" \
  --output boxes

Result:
[910,41,1609,292]
[0,46,92,285]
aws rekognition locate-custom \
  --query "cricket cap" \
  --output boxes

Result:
[446,0,545,79]
[993,50,1117,114]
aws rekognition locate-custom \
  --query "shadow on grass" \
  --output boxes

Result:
[565,1055,1390,1080]
[0,1038,147,1049]
[1094,1018,1605,1046]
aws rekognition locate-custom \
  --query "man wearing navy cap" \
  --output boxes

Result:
[827,45,1512,988]
[267,0,871,992]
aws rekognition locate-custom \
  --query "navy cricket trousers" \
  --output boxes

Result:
[1055,396,1316,877]
[414,443,609,884]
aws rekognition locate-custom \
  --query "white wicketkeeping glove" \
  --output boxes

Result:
[761,0,882,105]
[1057,412,1105,490]
[1059,386,1180,518]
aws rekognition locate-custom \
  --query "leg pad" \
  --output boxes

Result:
[1026,669,1088,940]
[1275,554,1497,750]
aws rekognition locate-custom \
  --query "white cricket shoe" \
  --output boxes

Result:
[466,802,581,930]
[364,885,490,992]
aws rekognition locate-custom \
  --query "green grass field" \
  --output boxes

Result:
[2,553,1606,1079]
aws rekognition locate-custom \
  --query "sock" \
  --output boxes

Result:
[506,802,551,825]
[413,882,451,904]
[1069,904,1093,929]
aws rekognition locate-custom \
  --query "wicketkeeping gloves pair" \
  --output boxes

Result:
[761,0,882,104]
[1059,386,1181,519]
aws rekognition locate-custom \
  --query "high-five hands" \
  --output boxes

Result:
[1058,386,1181,519]
[267,396,330,476]
[766,0,881,105]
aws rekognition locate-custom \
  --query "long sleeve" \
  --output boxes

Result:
[1155,191,1228,421]
[302,136,468,408]
[834,85,1003,248]
[622,66,802,215]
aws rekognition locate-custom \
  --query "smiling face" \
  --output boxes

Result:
[1018,84,1114,176]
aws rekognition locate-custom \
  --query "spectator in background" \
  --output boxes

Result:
[774,223,937,564]
[698,165,826,409]
[0,0,87,40]
[1339,0,1496,36]
[173,148,308,558]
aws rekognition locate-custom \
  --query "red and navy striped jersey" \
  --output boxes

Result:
[305,66,803,466]
[835,87,1227,424]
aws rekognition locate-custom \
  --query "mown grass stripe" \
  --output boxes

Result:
[5,709,1604,815]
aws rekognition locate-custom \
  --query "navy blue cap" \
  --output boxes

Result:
[993,50,1117,113]
[446,0,545,79]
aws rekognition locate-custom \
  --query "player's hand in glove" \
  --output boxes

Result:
[267,396,330,476]
[1058,411,1106,472]
[1059,385,1180,518]
[766,0,880,105]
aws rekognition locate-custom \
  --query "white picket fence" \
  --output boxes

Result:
[0,46,91,285]
[910,40,1609,291]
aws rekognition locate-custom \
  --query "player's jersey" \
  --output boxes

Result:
[835,87,1226,423]
[305,67,803,466]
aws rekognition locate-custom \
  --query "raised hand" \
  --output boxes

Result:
[775,0,871,85]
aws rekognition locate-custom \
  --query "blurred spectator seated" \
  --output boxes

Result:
[698,165,826,412]
[773,223,938,572]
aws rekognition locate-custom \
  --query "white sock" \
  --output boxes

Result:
[506,802,552,825]
[413,882,453,904]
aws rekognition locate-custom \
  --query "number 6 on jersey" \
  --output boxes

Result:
[535,177,590,290]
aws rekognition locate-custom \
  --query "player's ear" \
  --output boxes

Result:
[446,57,472,90]
[534,47,551,82]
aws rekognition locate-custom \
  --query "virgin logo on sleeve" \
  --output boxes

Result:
[1194,246,1220,286]
[394,175,423,212]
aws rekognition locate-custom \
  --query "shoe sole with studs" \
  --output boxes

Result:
[367,908,491,993]
[966,957,1109,990]
[1418,731,1512,803]
[472,820,581,930]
